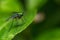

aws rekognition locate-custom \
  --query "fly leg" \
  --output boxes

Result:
[14,18,20,27]
[8,19,14,32]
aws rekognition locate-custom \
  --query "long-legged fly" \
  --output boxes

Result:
[7,12,23,20]
[7,12,24,30]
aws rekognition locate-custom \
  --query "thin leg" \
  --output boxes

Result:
[8,19,14,32]
[22,17,25,24]
[15,18,19,27]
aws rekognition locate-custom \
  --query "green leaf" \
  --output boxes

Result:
[0,0,47,40]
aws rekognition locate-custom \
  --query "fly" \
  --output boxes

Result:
[7,12,23,20]
[7,12,24,32]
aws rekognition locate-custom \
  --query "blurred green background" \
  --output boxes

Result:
[12,0,60,40]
